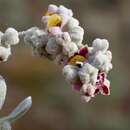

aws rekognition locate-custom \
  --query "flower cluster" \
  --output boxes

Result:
[20,4,84,63]
[19,4,112,102]
[0,28,19,62]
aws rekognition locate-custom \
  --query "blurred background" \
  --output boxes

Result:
[0,0,130,130]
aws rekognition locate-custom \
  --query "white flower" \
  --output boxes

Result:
[0,46,11,62]
[78,72,90,84]
[79,63,98,85]
[23,27,47,47]
[69,26,84,47]
[105,50,112,61]
[92,38,109,53]
[48,4,58,14]
[63,65,79,83]
[62,32,71,42]
[45,37,62,55]
[62,41,78,57]
[64,17,79,29]
[58,5,73,16]
[92,51,112,72]
[1,28,19,46]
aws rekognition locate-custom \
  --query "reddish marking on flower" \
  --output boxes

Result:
[72,80,83,91]
[102,85,110,95]
[79,47,88,57]
[67,47,88,65]
[95,71,110,96]
[85,92,90,96]
[94,88,100,95]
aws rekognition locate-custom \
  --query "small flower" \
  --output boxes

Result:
[68,47,88,65]
[92,38,109,53]
[47,14,62,28]
[1,28,19,46]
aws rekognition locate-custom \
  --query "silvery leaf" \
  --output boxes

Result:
[0,76,7,110]
[5,96,32,123]
[0,121,11,130]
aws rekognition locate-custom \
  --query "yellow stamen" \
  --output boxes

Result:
[68,55,86,65]
[47,14,62,28]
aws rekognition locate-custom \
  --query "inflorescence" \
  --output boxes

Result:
[0,4,112,104]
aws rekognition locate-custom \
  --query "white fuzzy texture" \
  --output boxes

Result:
[62,41,78,57]
[45,37,61,55]
[79,63,98,85]
[81,83,95,96]
[0,47,11,62]
[92,51,112,72]
[69,26,84,47]
[0,31,4,45]
[63,65,79,83]
[1,28,19,46]
[22,27,47,47]
[48,4,58,13]
[58,5,73,16]
[81,95,91,102]
[65,17,79,29]
[92,38,109,53]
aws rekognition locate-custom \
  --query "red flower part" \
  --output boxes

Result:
[95,71,110,96]
[102,84,110,96]
[94,88,100,95]
[79,47,88,57]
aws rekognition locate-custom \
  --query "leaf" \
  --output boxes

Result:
[0,76,7,110]
[5,96,32,123]
[0,121,11,130]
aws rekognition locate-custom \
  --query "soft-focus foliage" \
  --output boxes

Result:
[0,77,32,130]
[0,0,130,130]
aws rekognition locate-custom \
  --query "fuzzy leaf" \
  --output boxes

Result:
[0,121,11,130]
[0,76,7,110]
[5,96,32,123]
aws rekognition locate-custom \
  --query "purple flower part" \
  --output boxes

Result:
[101,84,110,96]
[72,81,83,91]
[49,27,62,35]
[48,4,58,14]
[79,47,88,57]
[95,71,110,96]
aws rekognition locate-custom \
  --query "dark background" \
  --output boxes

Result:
[0,0,130,130]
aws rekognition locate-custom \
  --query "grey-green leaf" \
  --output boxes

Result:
[0,121,11,130]
[0,76,7,110]
[6,96,32,123]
